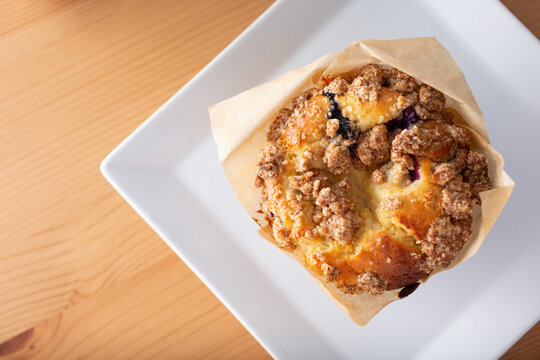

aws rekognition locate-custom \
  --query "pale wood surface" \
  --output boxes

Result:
[0,1,538,359]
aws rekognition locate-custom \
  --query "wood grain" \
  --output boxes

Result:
[0,0,537,359]
[0,0,272,358]
[1,255,266,360]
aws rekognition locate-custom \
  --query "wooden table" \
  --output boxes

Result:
[1,1,538,358]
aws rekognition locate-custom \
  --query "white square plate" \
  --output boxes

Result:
[101,0,540,358]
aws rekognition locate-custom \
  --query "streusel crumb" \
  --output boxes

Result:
[350,64,385,101]
[357,272,387,295]
[267,108,292,142]
[371,168,385,184]
[356,124,391,168]
[324,77,349,95]
[256,143,283,179]
[323,142,352,175]
[419,84,446,112]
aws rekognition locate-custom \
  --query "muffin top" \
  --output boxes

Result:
[255,64,492,295]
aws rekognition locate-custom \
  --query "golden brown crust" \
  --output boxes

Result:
[256,63,492,295]
[347,231,426,290]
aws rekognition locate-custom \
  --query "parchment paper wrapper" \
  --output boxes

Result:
[209,38,514,325]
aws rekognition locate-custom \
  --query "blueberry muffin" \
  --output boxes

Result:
[255,64,492,295]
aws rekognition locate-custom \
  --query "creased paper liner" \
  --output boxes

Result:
[209,38,514,325]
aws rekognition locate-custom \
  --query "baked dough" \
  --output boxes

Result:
[255,64,492,295]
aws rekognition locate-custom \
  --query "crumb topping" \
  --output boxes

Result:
[295,150,314,173]
[256,143,283,180]
[325,118,340,138]
[289,171,326,197]
[440,177,475,220]
[386,68,418,94]
[292,88,320,108]
[390,151,415,183]
[267,108,292,142]
[418,84,446,112]
[433,147,468,186]
[371,168,385,184]
[323,141,352,175]
[357,272,387,295]
[422,217,471,269]
[464,151,492,196]
[322,262,340,281]
[324,77,349,95]
[272,216,295,251]
[380,196,403,211]
[391,123,453,162]
[350,64,385,102]
[355,124,391,168]
[314,180,362,244]
[256,63,492,295]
